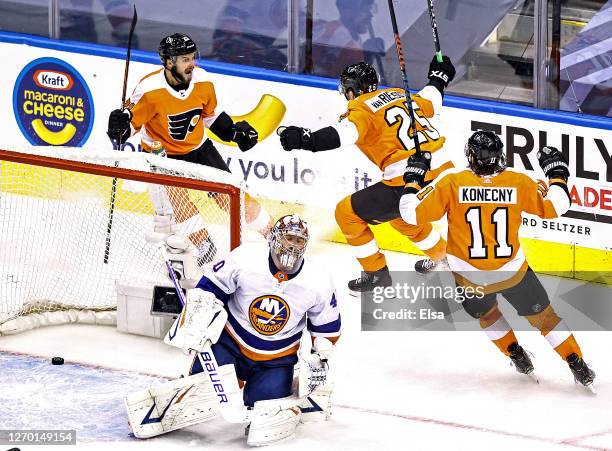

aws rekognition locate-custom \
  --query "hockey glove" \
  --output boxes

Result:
[107,108,132,142]
[232,121,259,152]
[278,126,314,151]
[537,146,569,181]
[428,55,456,90]
[403,151,432,188]
[299,337,334,395]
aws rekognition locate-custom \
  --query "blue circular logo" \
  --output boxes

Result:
[249,295,291,335]
[13,57,94,147]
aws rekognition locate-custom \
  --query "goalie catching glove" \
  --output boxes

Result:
[164,288,227,352]
[299,337,335,395]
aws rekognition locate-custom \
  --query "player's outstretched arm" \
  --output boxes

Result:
[209,111,259,151]
[277,125,343,152]
[535,146,572,217]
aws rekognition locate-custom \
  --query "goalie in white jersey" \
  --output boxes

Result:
[126,214,341,446]
[190,214,340,403]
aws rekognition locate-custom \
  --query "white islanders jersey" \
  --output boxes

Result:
[197,243,341,361]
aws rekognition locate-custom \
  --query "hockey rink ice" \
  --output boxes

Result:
[1,239,611,451]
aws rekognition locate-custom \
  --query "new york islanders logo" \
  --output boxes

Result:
[167,107,202,140]
[248,295,290,335]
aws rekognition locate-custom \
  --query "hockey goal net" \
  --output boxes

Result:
[0,146,244,335]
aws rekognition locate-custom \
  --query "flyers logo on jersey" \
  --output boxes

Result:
[249,295,290,335]
[167,107,203,141]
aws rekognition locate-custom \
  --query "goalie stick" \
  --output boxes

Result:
[386,0,423,157]
[104,5,137,264]
[157,244,261,423]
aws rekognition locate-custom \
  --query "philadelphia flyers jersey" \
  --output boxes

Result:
[126,67,218,155]
[341,85,447,185]
[400,168,571,289]
[196,243,341,361]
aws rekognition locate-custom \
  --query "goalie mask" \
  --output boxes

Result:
[339,62,379,100]
[465,130,506,176]
[269,214,309,273]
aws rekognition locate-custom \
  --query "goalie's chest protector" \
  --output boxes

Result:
[211,249,332,361]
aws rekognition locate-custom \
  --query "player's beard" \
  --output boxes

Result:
[171,65,192,84]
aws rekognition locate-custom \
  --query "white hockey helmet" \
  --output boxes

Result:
[269,214,309,273]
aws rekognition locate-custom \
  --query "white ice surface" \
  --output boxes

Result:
[1,240,610,451]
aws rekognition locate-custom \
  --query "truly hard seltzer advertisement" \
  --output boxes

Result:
[362,271,612,331]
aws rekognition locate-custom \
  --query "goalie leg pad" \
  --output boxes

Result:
[298,384,333,423]
[125,372,218,439]
[148,184,174,217]
[247,397,301,447]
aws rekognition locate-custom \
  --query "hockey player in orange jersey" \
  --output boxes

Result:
[107,33,273,265]
[399,130,595,390]
[278,56,456,293]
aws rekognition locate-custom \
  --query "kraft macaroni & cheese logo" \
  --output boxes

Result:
[13,58,94,146]
[248,295,290,335]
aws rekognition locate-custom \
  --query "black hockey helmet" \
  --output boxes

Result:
[339,62,379,99]
[465,130,506,176]
[158,33,198,63]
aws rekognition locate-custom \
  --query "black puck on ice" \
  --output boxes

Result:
[51,356,64,365]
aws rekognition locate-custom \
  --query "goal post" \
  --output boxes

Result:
[0,146,245,335]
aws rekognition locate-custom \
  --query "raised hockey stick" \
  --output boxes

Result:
[425,0,443,62]
[104,5,137,264]
[386,0,422,157]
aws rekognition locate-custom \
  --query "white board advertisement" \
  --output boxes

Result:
[1,41,610,252]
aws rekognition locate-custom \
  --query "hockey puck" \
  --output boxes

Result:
[51,357,64,365]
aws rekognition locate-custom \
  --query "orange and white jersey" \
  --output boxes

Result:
[196,243,341,361]
[125,67,218,155]
[334,85,448,185]
[399,168,571,289]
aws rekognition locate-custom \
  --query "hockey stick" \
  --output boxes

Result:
[386,0,422,156]
[425,0,443,62]
[104,5,137,264]
[367,22,387,83]
[304,0,314,74]
[157,244,257,423]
